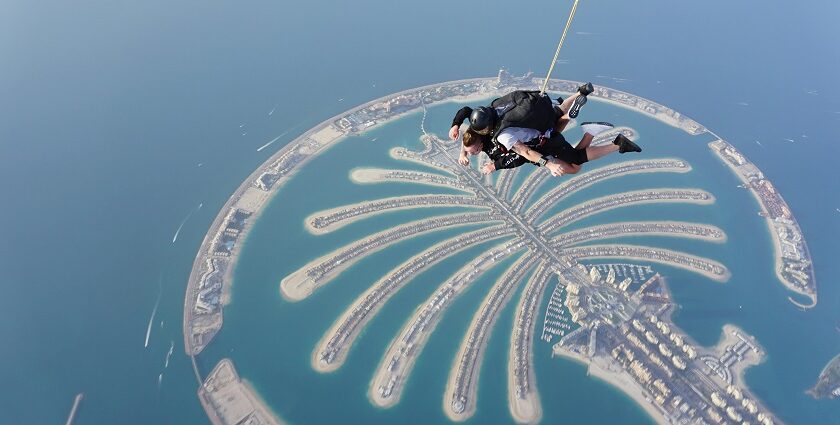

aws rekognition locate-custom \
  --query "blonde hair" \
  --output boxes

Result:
[462,129,486,148]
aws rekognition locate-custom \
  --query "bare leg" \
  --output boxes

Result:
[584,144,619,161]
[557,92,581,116]
[576,132,594,150]
[554,92,582,132]
[555,117,570,133]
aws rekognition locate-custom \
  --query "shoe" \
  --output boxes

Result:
[578,82,594,96]
[613,134,642,153]
[568,95,587,118]
[581,122,614,137]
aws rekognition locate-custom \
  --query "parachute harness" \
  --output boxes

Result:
[540,0,581,95]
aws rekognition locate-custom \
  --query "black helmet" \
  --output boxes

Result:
[469,107,496,135]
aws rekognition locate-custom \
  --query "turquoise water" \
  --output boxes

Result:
[2,0,838,423]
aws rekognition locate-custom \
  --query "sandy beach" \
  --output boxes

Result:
[507,353,543,425]
[553,347,668,425]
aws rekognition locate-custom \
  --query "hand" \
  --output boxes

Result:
[449,125,460,141]
[546,162,564,177]
[458,154,470,166]
[481,162,496,174]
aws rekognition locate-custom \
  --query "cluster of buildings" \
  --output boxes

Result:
[564,245,728,280]
[709,140,816,305]
[368,169,472,192]
[308,194,486,231]
[556,222,724,247]
[554,264,780,425]
[316,226,513,369]
[186,208,250,355]
[255,146,310,191]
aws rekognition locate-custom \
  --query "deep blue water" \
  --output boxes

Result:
[1,0,838,423]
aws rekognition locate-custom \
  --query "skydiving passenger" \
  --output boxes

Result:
[449,84,641,176]
[459,122,639,176]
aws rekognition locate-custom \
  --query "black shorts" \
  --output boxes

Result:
[527,133,588,165]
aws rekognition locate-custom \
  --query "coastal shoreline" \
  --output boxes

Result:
[553,347,668,425]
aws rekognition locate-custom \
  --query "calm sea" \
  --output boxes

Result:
[1,0,837,423]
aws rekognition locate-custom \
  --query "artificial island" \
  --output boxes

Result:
[808,353,840,400]
[183,70,812,424]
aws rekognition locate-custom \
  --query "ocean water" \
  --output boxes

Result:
[1,0,838,424]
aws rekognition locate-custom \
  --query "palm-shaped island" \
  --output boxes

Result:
[188,74,806,425]
[281,114,729,422]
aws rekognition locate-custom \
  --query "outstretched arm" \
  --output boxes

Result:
[449,106,473,140]
[458,145,470,166]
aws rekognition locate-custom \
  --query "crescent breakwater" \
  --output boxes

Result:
[708,140,817,307]
[184,70,802,424]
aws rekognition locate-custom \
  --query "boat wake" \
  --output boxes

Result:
[256,133,287,152]
[172,203,203,244]
[144,283,161,348]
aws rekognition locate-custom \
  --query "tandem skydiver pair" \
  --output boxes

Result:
[448,84,641,177]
